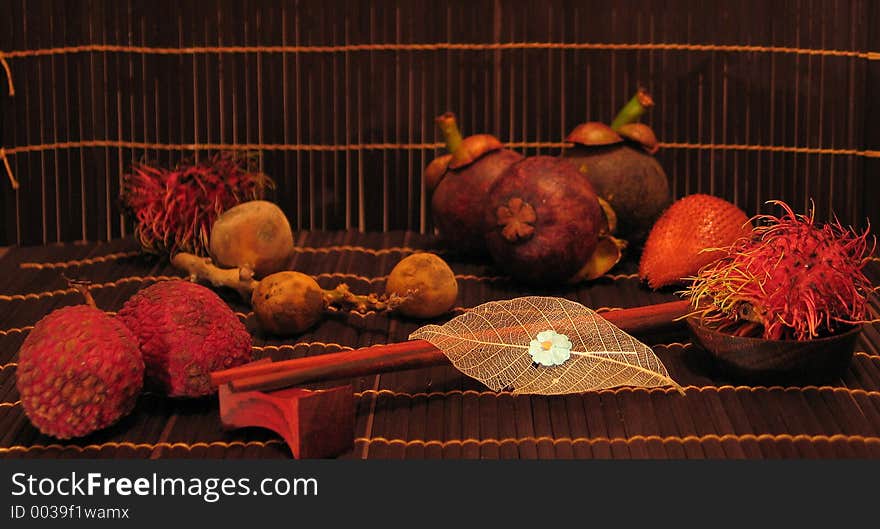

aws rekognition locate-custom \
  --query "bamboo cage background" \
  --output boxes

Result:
[0,0,878,247]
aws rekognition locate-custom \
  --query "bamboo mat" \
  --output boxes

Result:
[1,232,880,459]
[2,0,878,247]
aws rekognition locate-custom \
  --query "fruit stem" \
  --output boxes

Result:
[65,277,97,308]
[170,252,258,300]
[322,284,403,314]
[435,112,464,154]
[610,87,655,131]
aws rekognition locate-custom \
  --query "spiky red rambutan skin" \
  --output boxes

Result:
[121,152,271,256]
[688,201,876,341]
[118,280,252,397]
[16,306,144,439]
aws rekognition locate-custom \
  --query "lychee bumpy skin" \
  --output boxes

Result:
[118,280,252,397]
[17,305,144,439]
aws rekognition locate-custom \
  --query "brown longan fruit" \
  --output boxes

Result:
[251,271,325,335]
[385,253,458,319]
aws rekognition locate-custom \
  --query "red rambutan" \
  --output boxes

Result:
[122,151,272,256]
[686,201,877,341]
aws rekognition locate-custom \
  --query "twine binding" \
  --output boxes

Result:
[0,148,17,190]
[2,139,879,158]
[1,42,878,60]
[0,52,13,96]
[355,432,880,449]
[353,383,880,400]
[0,439,284,455]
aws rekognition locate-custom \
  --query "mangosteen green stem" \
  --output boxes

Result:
[436,112,464,154]
[610,88,655,131]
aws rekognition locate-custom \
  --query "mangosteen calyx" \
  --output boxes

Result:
[449,134,504,169]
[497,197,536,243]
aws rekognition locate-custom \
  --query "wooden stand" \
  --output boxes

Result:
[218,382,354,459]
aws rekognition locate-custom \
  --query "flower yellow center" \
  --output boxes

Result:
[541,340,553,350]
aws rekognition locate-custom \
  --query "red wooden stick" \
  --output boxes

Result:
[211,339,440,386]
[212,299,692,393]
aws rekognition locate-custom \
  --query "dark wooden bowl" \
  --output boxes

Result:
[686,317,861,384]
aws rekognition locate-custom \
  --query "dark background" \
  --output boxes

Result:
[1,0,878,246]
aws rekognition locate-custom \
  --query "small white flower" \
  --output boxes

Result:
[528,330,572,367]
